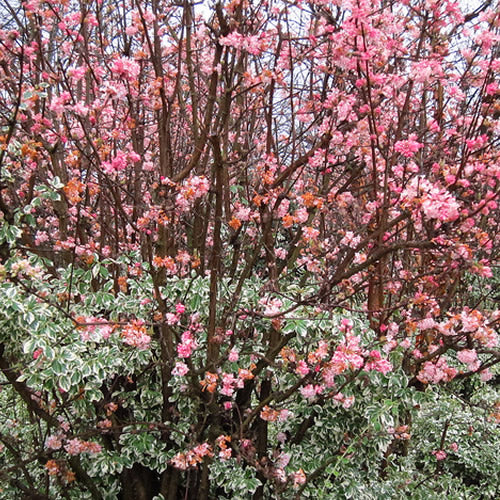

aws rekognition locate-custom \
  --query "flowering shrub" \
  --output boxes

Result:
[0,0,498,499]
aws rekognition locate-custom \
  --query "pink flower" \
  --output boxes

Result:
[402,177,459,223]
[121,320,151,350]
[220,373,237,397]
[299,384,315,400]
[322,366,336,387]
[461,310,481,332]
[342,395,355,409]
[303,226,319,241]
[292,469,306,488]
[228,349,239,362]
[300,384,322,400]
[457,349,477,365]
[49,92,71,114]
[421,190,459,222]
[46,435,63,450]
[176,176,210,212]
[219,32,267,55]
[400,338,412,349]
[419,318,436,330]
[175,303,186,314]
[432,449,447,461]
[375,359,393,375]
[294,207,308,224]
[219,447,232,460]
[278,409,292,422]
[276,452,290,468]
[480,369,493,382]
[417,358,457,384]
[72,102,88,116]
[170,443,213,470]
[260,296,282,316]
[276,432,287,443]
[97,419,112,429]
[394,135,423,158]
[177,331,197,358]
[64,438,85,456]
[177,343,193,358]
[274,468,287,483]
[172,362,189,376]
[365,353,393,375]
[58,419,70,432]
[166,313,180,325]
[99,325,113,340]
[295,360,310,376]
[340,318,353,332]
[340,231,361,248]
[112,57,140,80]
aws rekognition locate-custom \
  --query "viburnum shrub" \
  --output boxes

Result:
[0,0,498,498]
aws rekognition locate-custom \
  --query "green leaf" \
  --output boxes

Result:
[59,376,71,393]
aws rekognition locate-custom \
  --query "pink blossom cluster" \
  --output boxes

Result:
[302,226,320,242]
[175,176,210,211]
[394,135,423,158]
[233,202,252,222]
[421,185,460,222]
[220,372,241,397]
[77,317,113,342]
[97,419,112,430]
[111,57,140,80]
[177,331,197,358]
[330,334,365,374]
[46,434,64,450]
[172,361,189,377]
[292,469,306,488]
[333,392,355,409]
[319,336,393,387]
[307,340,329,365]
[49,91,71,115]
[402,177,459,223]
[219,32,268,55]
[275,451,290,469]
[228,348,239,362]
[215,435,232,460]
[10,259,42,278]
[259,296,283,317]
[295,360,310,376]
[409,60,443,84]
[300,384,323,400]
[33,347,43,360]
[387,425,410,440]
[64,438,102,456]
[364,350,393,375]
[460,309,482,332]
[121,320,151,350]
[456,349,480,371]
[432,449,447,461]
[260,406,292,422]
[170,443,213,470]
[340,231,361,248]
[437,309,497,348]
[480,369,493,382]
[102,150,140,176]
[417,358,457,384]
